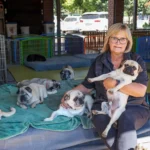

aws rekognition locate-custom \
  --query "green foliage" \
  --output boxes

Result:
[143,22,150,29]
[60,0,150,19]
[124,0,134,16]
[61,0,108,14]
[124,0,150,16]
[138,0,148,14]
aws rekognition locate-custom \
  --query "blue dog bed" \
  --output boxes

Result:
[74,53,100,63]
[24,55,91,71]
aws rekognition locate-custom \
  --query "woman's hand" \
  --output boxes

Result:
[103,77,117,90]
[60,94,71,109]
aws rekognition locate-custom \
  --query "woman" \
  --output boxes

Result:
[61,23,150,150]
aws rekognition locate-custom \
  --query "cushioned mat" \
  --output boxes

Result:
[24,56,91,71]
[0,80,93,140]
[74,53,99,63]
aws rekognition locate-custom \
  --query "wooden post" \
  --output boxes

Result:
[133,0,137,30]
[56,0,61,56]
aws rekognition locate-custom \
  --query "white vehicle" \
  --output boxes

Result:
[137,13,150,29]
[79,12,108,32]
[61,16,81,33]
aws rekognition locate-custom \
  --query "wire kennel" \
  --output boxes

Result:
[0,34,7,84]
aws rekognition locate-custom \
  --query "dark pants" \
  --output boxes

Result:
[92,104,150,150]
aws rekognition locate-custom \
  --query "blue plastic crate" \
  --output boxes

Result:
[136,36,150,62]
[65,34,84,54]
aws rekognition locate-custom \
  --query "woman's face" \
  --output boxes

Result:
[109,30,128,55]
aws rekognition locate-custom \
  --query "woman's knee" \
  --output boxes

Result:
[92,115,110,133]
[118,111,135,131]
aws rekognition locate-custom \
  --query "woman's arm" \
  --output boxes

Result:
[103,78,147,97]
[72,84,93,94]
[119,82,147,97]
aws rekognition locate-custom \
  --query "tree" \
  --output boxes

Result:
[124,0,150,26]
[138,0,149,14]
[61,0,108,15]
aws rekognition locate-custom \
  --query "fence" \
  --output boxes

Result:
[132,30,150,37]
[0,35,7,84]
[5,33,106,64]
[83,32,106,53]
[6,31,150,65]
[53,33,106,55]
[6,39,20,64]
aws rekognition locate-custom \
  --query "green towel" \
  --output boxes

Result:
[0,80,93,140]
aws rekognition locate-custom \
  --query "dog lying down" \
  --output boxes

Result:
[88,60,143,137]
[0,107,16,120]
[17,78,61,95]
[17,83,48,109]
[44,90,94,121]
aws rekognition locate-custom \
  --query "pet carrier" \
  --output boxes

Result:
[20,37,53,64]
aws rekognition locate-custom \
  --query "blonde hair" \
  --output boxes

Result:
[101,23,133,53]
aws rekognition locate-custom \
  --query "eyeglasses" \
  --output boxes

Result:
[110,37,128,44]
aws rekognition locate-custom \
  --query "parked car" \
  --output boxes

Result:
[79,12,108,32]
[61,16,81,33]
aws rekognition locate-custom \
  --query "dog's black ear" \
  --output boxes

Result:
[64,94,70,101]
[138,64,143,73]
[25,87,32,93]
[120,60,127,68]
[16,88,20,94]
[52,79,56,83]
[60,70,63,74]
[82,95,85,100]
[55,82,61,89]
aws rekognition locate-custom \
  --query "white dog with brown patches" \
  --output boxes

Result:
[44,90,94,121]
[88,60,143,138]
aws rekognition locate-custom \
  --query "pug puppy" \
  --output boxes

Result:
[88,60,143,137]
[44,90,94,121]
[17,83,48,109]
[60,65,75,80]
[0,107,16,120]
[17,78,61,95]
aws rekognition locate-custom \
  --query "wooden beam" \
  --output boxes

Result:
[133,0,137,30]
[56,0,61,56]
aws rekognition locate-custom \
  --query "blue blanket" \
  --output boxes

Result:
[0,80,93,140]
